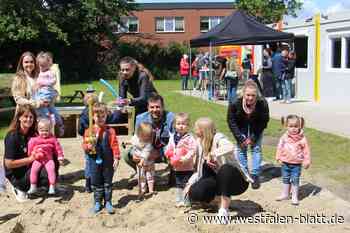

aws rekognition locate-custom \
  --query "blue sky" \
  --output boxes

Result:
[135,0,350,20]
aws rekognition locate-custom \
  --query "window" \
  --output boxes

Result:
[117,17,139,33]
[294,36,308,68]
[346,37,350,68]
[155,17,184,32]
[200,16,224,32]
[331,38,342,68]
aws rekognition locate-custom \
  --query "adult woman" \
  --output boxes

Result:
[186,117,250,222]
[241,54,252,82]
[179,54,190,90]
[261,48,274,100]
[118,56,158,116]
[3,105,37,202]
[225,54,241,104]
[284,51,296,102]
[210,56,226,100]
[4,104,60,202]
[227,80,269,189]
[11,51,46,108]
[191,56,199,90]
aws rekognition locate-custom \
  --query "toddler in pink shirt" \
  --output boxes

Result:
[28,118,64,195]
[165,112,197,207]
[276,115,311,205]
[34,52,64,136]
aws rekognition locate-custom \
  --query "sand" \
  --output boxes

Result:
[1,138,350,233]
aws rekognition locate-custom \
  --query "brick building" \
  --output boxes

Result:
[117,2,234,45]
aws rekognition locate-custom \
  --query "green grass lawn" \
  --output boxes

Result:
[1,78,350,188]
[0,73,14,88]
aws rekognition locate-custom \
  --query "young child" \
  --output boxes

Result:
[33,52,64,136]
[130,122,155,198]
[165,112,196,207]
[46,52,62,102]
[276,115,311,205]
[82,102,120,214]
[27,118,64,195]
[78,87,98,193]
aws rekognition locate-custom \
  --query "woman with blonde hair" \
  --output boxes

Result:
[227,80,269,190]
[185,117,250,223]
[11,51,44,108]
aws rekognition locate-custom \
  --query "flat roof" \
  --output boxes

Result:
[137,2,233,10]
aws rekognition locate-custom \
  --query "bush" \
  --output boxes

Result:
[0,39,194,83]
[114,40,194,80]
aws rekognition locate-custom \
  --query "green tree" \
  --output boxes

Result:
[0,0,136,81]
[233,0,303,24]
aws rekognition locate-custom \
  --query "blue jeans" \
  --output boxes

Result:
[226,82,237,104]
[85,154,91,179]
[89,155,114,203]
[174,171,193,189]
[181,75,188,90]
[274,75,283,100]
[235,136,262,176]
[208,82,214,100]
[281,163,301,185]
[281,79,292,102]
[36,106,63,126]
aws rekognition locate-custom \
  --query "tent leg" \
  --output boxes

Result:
[188,46,193,95]
[209,42,214,101]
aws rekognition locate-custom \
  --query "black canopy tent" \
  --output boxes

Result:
[187,10,294,93]
[190,10,294,47]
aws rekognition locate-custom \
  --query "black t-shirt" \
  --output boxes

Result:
[4,131,30,180]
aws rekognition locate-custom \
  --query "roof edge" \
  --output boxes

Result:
[136,2,233,10]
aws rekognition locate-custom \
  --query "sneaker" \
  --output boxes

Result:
[27,184,37,194]
[175,201,185,208]
[291,199,299,206]
[251,175,261,189]
[217,208,229,225]
[105,201,115,214]
[91,202,102,214]
[11,185,28,202]
[145,191,157,198]
[276,195,289,201]
[286,100,292,104]
[237,165,254,183]
[48,185,56,195]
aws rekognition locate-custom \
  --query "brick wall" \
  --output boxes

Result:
[121,8,234,46]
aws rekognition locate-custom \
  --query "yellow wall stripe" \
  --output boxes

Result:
[314,13,321,102]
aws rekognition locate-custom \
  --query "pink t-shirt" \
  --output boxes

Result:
[28,135,64,162]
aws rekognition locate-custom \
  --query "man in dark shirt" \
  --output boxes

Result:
[118,57,158,116]
[272,49,288,100]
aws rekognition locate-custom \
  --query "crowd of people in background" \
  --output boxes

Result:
[179,44,297,105]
